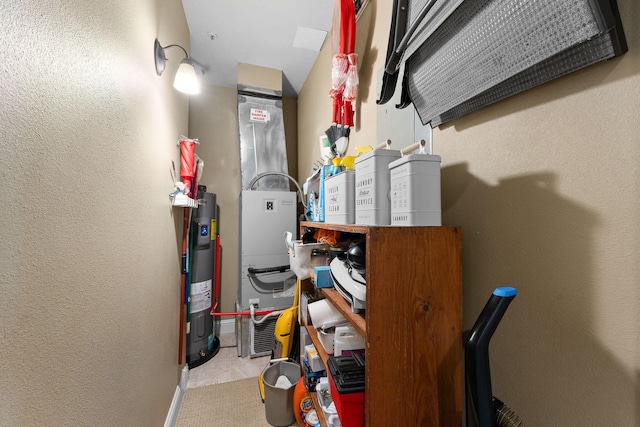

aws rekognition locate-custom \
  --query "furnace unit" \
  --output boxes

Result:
[237,190,297,357]
[235,84,298,358]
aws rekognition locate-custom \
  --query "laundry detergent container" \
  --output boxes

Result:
[328,353,365,427]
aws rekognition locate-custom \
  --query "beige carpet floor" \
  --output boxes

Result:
[175,376,297,427]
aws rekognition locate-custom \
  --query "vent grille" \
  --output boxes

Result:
[250,316,277,357]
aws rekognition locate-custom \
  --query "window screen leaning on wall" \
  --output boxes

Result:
[378,0,628,127]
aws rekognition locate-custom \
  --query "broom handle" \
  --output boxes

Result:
[178,207,189,364]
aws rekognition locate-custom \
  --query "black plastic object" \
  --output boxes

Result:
[376,0,408,105]
[301,227,317,244]
[327,353,366,394]
[346,241,366,276]
[395,65,412,109]
[465,287,517,427]
[247,265,290,275]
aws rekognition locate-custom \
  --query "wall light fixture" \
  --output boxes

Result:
[154,39,201,95]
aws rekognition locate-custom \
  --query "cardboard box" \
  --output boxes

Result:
[305,344,325,372]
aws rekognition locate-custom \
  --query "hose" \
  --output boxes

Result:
[250,304,283,325]
[247,171,308,209]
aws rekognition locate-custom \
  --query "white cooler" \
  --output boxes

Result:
[389,153,442,226]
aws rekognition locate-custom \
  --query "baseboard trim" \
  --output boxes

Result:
[164,365,189,427]
[164,320,233,426]
[219,318,234,335]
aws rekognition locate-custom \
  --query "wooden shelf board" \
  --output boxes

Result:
[305,325,330,366]
[321,288,366,338]
[311,392,327,427]
[300,221,369,234]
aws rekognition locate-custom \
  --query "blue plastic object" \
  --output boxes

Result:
[493,287,517,297]
[314,266,333,288]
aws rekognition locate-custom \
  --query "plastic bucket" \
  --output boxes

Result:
[263,361,301,426]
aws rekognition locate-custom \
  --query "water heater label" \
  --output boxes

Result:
[190,279,212,313]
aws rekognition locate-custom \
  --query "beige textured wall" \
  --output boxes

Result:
[0,0,189,425]
[298,0,640,425]
[238,63,283,92]
[189,83,298,316]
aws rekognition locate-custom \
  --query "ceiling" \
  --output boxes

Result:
[181,0,337,97]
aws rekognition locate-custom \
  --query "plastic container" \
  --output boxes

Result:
[326,414,342,427]
[303,357,325,392]
[313,266,333,288]
[293,377,316,426]
[333,325,365,356]
[324,170,355,224]
[327,354,365,427]
[286,239,330,280]
[354,149,401,225]
[388,153,442,226]
[317,328,335,354]
[263,361,302,426]
[316,380,340,424]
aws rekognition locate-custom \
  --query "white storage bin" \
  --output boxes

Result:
[388,153,442,226]
[285,238,330,281]
[324,170,355,224]
[354,149,401,225]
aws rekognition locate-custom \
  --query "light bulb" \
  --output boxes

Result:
[173,59,200,95]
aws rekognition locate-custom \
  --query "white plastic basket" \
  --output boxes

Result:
[284,232,329,280]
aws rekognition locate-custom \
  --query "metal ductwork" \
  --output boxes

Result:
[237,85,290,191]
[379,0,627,127]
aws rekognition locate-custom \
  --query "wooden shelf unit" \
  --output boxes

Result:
[300,221,463,427]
